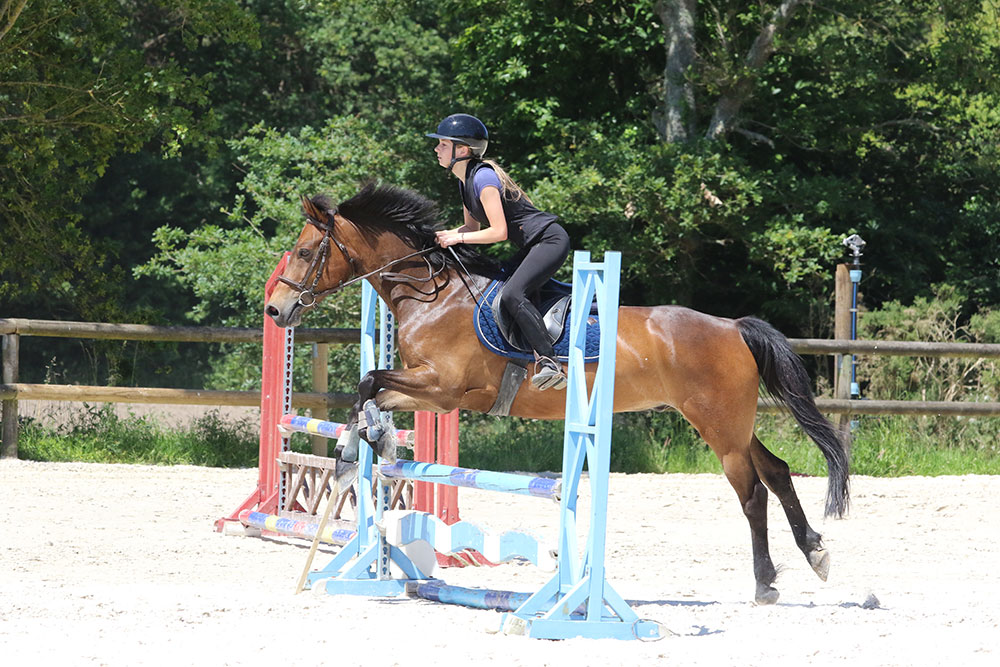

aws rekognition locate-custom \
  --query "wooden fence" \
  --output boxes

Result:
[4,317,1000,459]
[0,318,359,458]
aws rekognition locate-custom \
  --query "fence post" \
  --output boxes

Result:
[2,333,20,459]
[310,343,329,456]
[834,264,852,433]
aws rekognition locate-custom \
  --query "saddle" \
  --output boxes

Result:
[473,277,601,364]
[474,276,603,416]
[489,279,572,353]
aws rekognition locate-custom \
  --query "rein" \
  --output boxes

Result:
[278,209,444,308]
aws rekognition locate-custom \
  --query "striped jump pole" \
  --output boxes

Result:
[406,582,586,615]
[279,414,416,449]
[238,510,357,546]
[378,460,560,501]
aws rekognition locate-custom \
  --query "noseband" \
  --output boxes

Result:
[277,208,444,308]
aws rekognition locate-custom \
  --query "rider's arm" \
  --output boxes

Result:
[461,186,507,244]
[459,206,480,232]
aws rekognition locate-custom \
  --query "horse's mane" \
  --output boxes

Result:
[315,183,501,279]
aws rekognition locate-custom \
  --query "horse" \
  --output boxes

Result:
[264,183,850,605]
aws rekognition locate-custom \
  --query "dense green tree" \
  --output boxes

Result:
[0,0,258,319]
[434,1,1000,331]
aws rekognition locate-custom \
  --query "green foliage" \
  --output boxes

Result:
[530,127,840,320]
[22,405,996,476]
[858,284,1000,403]
[18,405,258,467]
[0,0,258,314]
[136,114,439,390]
[736,413,1000,477]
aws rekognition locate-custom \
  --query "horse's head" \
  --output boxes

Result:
[265,195,358,328]
[266,184,502,328]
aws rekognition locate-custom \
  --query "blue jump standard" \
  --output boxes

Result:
[305,252,667,641]
[379,460,560,500]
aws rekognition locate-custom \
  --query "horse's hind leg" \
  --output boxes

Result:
[750,434,830,581]
[719,451,781,604]
[684,404,779,605]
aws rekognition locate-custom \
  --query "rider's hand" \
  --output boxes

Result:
[435,228,464,248]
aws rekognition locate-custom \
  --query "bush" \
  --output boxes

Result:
[18,405,258,467]
[858,283,1000,403]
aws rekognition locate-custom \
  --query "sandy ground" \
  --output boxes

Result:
[1,460,998,666]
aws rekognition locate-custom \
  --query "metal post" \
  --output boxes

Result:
[842,234,866,400]
[2,333,19,459]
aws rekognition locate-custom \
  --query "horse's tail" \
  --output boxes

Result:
[736,316,850,518]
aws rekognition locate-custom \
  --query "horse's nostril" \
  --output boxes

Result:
[265,305,279,317]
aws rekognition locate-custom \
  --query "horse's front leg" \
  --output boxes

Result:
[343,365,462,464]
[358,364,463,413]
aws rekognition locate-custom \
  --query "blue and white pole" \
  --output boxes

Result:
[843,234,866,401]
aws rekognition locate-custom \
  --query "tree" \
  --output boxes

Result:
[0,0,257,321]
[465,1,998,331]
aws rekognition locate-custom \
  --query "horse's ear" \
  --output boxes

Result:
[300,195,323,222]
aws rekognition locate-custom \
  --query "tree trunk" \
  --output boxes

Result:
[0,0,30,43]
[655,0,697,143]
[705,0,807,140]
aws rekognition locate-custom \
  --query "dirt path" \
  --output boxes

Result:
[1,460,998,665]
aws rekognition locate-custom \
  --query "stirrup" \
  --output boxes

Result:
[530,356,567,391]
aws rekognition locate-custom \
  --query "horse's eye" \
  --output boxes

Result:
[298,247,312,259]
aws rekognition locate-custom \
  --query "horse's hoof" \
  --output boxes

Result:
[375,431,398,464]
[359,399,384,442]
[808,548,830,582]
[755,584,780,605]
[332,458,358,497]
[337,424,360,463]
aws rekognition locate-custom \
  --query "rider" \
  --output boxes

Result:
[430,113,569,391]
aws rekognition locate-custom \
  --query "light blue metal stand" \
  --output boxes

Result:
[304,251,664,640]
[498,251,661,641]
[306,284,426,595]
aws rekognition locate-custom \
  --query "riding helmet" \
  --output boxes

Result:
[426,113,489,157]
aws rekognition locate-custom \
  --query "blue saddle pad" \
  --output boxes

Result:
[473,279,601,362]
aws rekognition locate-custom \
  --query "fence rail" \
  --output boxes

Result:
[0,383,353,411]
[0,317,358,344]
[1,318,360,458]
[4,317,1000,459]
[793,338,1000,358]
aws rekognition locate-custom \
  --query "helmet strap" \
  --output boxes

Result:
[447,143,474,172]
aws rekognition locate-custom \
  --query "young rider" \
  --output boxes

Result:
[430,113,569,391]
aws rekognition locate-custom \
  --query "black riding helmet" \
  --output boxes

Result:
[427,113,489,168]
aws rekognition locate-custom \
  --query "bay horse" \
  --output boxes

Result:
[264,183,850,605]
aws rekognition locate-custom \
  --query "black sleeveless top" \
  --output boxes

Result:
[458,161,559,249]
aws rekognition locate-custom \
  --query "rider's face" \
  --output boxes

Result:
[434,139,469,169]
[434,139,452,168]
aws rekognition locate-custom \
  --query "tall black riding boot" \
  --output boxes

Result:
[514,303,567,391]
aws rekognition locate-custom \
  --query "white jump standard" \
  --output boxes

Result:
[295,251,665,641]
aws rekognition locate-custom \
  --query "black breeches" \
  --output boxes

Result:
[499,224,570,358]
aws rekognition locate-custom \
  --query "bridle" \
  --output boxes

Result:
[277,208,444,308]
